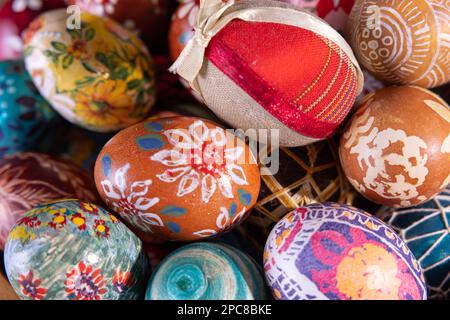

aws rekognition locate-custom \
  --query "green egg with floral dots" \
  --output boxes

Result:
[4,200,150,300]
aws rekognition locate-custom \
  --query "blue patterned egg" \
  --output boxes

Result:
[379,187,450,300]
[145,243,267,300]
[0,60,56,157]
[4,200,150,300]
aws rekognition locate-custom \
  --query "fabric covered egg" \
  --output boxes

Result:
[4,200,150,300]
[238,138,380,255]
[347,0,450,88]
[23,9,156,132]
[0,59,57,157]
[0,0,65,60]
[264,203,427,300]
[94,116,260,242]
[378,186,450,300]
[146,242,267,300]
[0,152,99,250]
[169,0,364,147]
[67,0,172,52]
[339,86,450,208]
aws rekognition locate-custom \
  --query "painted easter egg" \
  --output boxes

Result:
[0,270,18,300]
[0,152,99,250]
[67,0,172,51]
[146,243,267,300]
[0,59,57,157]
[23,9,156,132]
[0,0,65,60]
[94,116,260,242]
[170,0,364,147]
[283,0,355,33]
[4,200,150,300]
[347,0,450,88]
[264,203,427,300]
[239,138,380,255]
[378,186,450,300]
[339,86,450,208]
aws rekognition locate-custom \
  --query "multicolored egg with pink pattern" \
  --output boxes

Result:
[264,203,427,300]
[4,199,150,300]
[94,116,260,242]
[23,9,156,132]
[0,59,57,157]
[0,0,65,60]
[67,0,172,51]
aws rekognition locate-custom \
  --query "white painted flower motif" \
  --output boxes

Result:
[193,206,247,238]
[12,0,42,12]
[25,50,75,119]
[101,163,162,232]
[81,0,118,16]
[150,120,248,203]
[176,0,199,27]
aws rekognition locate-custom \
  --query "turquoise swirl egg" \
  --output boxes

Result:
[0,60,56,157]
[145,243,267,300]
[4,200,150,300]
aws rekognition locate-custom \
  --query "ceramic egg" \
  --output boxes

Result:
[347,0,450,88]
[4,200,150,300]
[67,0,172,51]
[339,86,450,208]
[0,59,57,157]
[146,243,267,300]
[94,116,260,242]
[0,0,65,60]
[378,186,450,300]
[170,0,364,147]
[23,9,156,132]
[264,203,427,300]
[0,152,100,250]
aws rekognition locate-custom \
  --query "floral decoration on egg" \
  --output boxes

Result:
[4,200,150,300]
[264,203,427,300]
[23,9,156,132]
[94,116,260,242]
[0,59,57,157]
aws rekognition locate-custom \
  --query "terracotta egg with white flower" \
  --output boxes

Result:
[23,9,156,132]
[94,116,261,242]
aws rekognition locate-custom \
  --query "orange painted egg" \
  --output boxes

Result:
[94,116,260,242]
[23,9,156,132]
[347,0,450,88]
[339,86,450,208]
[67,0,172,52]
